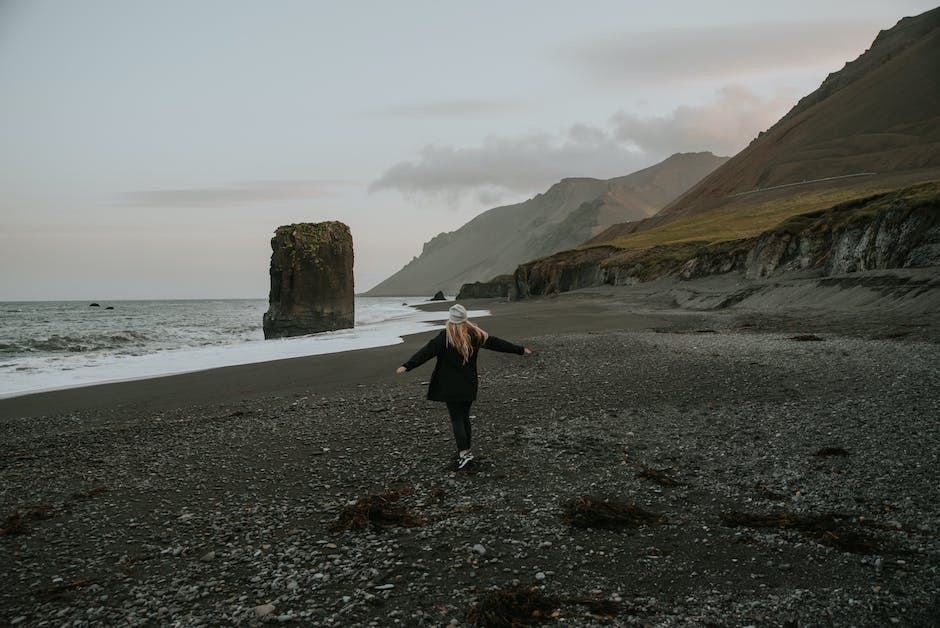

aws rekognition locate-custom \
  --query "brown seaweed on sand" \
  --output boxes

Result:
[720,511,880,554]
[561,496,666,529]
[329,490,425,531]
[467,588,622,627]
[635,463,683,487]
[0,505,55,536]
[468,588,561,627]
[813,446,851,456]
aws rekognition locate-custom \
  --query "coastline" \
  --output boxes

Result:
[0,295,660,422]
[2,276,938,625]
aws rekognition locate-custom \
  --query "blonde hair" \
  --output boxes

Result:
[446,321,489,364]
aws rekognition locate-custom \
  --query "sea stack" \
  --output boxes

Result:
[262,221,355,339]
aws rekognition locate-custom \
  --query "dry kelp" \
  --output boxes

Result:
[635,463,682,487]
[0,505,55,536]
[330,490,424,531]
[813,447,851,457]
[561,496,666,529]
[721,511,880,554]
[468,588,561,627]
[467,588,622,627]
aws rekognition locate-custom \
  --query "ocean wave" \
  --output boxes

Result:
[2,330,152,354]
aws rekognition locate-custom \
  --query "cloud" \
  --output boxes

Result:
[611,84,794,156]
[563,19,884,84]
[370,85,791,204]
[369,131,649,206]
[122,180,356,208]
[368,99,525,117]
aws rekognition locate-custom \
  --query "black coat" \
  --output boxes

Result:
[402,329,524,402]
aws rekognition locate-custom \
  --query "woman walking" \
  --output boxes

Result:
[396,304,532,469]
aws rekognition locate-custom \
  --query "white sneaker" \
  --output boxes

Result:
[457,451,474,469]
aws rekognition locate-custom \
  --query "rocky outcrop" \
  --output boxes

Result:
[456,275,515,300]
[512,183,940,299]
[429,291,446,301]
[262,222,354,339]
[746,196,940,278]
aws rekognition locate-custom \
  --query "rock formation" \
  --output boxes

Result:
[457,275,514,300]
[512,182,940,298]
[262,221,354,339]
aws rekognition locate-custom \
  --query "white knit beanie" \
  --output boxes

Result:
[448,304,468,324]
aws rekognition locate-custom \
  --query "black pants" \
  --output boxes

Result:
[446,400,473,451]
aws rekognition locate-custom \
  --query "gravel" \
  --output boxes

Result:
[1,307,938,626]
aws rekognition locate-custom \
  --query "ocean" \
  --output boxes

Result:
[0,298,488,399]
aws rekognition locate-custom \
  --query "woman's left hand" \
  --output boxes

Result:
[396,366,407,374]
[523,347,533,356]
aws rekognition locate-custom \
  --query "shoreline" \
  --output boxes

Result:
[3,268,938,422]
[0,294,664,422]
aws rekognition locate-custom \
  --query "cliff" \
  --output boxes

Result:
[365,152,728,296]
[513,182,940,298]
[262,221,355,339]
[456,275,514,300]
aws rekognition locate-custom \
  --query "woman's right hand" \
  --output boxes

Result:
[396,366,407,374]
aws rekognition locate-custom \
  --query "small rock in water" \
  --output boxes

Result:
[535,572,546,581]
[374,584,395,591]
[254,604,276,617]
[200,551,215,562]
[471,543,486,555]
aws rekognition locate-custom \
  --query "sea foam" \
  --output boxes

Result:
[0,298,488,399]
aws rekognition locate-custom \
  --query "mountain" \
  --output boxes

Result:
[365,152,728,296]
[587,7,940,245]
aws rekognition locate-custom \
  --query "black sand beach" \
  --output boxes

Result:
[2,271,939,626]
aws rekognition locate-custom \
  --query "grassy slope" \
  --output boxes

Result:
[596,186,893,251]
[588,180,937,251]
[535,180,940,281]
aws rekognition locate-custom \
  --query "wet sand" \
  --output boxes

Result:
[0,297,663,422]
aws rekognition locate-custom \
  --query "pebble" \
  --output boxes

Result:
[254,604,276,617]
[2,320,938,627]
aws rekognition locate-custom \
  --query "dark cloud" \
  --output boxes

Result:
[368,99,525,117]
[123,180,356,208]
[370,86,790,203]
[562,19,884,84]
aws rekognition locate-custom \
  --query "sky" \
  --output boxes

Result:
[1,0,936,300]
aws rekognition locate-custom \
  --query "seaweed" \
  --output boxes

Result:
[467,588,622,627]
[720,511,880,554]
[468,588,561,627]
[813,447,851,457]
[0,505,55,536]
[329,490,425,531]
[635,463,683,487]
[561,496,666,529]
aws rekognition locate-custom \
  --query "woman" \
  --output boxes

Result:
[396,303,532,469]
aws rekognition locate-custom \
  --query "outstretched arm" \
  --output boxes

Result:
[483,335,530,355]
[396,334,441,374]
